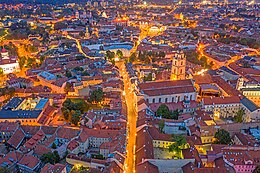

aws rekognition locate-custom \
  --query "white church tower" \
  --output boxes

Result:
[170,50,186,80]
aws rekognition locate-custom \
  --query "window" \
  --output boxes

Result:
[159,98,161,103]
[180,69,183,74]
[153,98,155,103]
[165,98,168,103]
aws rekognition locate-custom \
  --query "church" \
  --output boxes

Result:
[0,48,20,74]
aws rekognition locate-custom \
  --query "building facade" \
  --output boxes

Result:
[170,51,186,80]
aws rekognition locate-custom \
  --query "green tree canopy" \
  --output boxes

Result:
[214,129,232,144]
[40,151,60,164]
[0,67,3,76]
[129,53,137,63]
[71,110,81,126]
[88,88,104,103]
[253,165,260,173]
[158,120,165,133]
[157,104,171,118]
[234,108,245,123]
[116,50,123,59]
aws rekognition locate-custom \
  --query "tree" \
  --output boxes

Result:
[88,88,104,103]
[41,151,60,164]
[19,56,27,69]
[129,53,136,63]
[156,104,171,118]
[71,110,81,126]
[253,165,260,173]
[40,56,46,64]
[51,143,57,149]
[64,82,72,93]
[79,31,85,37]
[65,70,72,78]
[0,67,3,76]
[116,50,123,59]
[26,57,35,68]
[74,66,84,71]
[168,135,187,158]
[0,167,8,173]
[61,107,70,120]
[158,120,165,133]
[214,129,232,144]
[143,73,153,82]
[234,108,245,123]
[106,50,115,60]
[172,134,187,148]
[82,70,89,76]
[172,110,180,120]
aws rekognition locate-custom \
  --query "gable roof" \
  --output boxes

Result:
[241,97,259,112]
[7,128,25,149]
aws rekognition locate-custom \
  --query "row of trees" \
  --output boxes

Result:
[19,56,37,69]
[217,35,260,49]
[184,50,213,68]
[105,50,123,65]
[134,51,166,64]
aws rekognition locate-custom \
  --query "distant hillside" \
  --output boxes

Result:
[0,0,91,4]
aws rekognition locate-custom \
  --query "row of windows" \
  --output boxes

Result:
[150,95,193,103]
[206,104,239,108]
[244,92,260,96]
[1,66,17,71]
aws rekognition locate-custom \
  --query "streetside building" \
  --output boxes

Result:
[137,79,197,105]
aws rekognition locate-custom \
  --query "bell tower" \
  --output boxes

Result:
[236,77,244,90]
[170,50,186,80]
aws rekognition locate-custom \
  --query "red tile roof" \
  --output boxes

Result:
[40,163,66,173]
[136,161,159,173]
[139,80,195,96]
[0,151,23,167]
[56,127,80,139]
[18,154,40,170]
[203,96,241,105]
[7,128,25,149]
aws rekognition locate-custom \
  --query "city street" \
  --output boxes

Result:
[117,61,138,173]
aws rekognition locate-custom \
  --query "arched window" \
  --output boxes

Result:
[180,69,183,74]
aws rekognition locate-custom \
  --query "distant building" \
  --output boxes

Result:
[223,147,260,173]
[236,77,260,107]
[0,48,20,74]
[170,51,186,80]
[0,97,51,125]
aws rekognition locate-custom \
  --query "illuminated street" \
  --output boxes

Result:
[117,61,138,173]
[0,1,259,173]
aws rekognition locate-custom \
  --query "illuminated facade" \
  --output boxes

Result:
[236,77,260,107]
[170,51,186,81]
[0,48,20,74]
